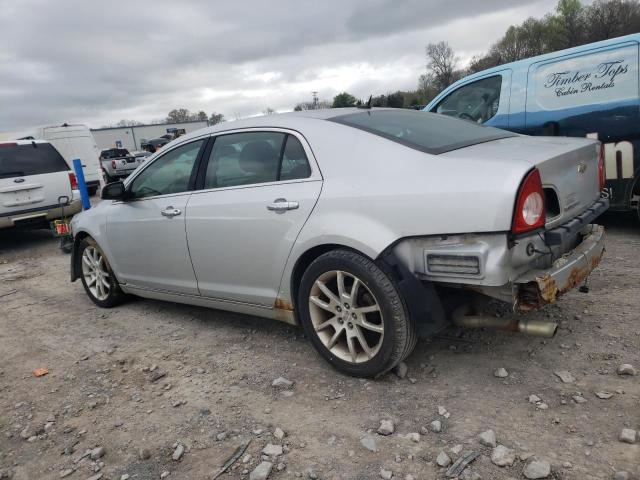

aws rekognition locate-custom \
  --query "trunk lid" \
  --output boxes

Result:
[441,136,601,229]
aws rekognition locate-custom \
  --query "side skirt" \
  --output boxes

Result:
[120,284,298,325]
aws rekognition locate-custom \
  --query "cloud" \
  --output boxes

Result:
[0,0,558,129]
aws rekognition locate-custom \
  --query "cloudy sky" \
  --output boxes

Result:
[0,0,562,130]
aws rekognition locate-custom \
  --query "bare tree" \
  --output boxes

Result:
[426,41,460,90]
[208,112,225,125]
[262,107,276,115]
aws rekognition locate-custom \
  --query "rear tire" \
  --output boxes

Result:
[297,249,417,377]
[78,237,126,308]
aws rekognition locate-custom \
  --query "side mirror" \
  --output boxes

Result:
[101,181,126,200]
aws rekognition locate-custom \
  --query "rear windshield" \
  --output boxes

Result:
[0,143,69,179]
[101,148,130,158]
[329,110,516,154]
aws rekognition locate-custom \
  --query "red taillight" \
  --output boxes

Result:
[0,142,17,148]
[111,160,117,169]
[597,143,605,190]
[512,168,545,234]
[68,172,78,190]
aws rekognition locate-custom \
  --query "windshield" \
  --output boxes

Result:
[329,109,515,154]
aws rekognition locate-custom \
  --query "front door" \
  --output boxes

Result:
[106,138,206,294]
[186,130,322,306]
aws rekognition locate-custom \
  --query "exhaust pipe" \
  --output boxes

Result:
[452,306,557,338]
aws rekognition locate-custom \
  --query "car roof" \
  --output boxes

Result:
[173,107,400,144]
[0,139,50,146]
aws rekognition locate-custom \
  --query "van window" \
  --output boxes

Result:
[435,75,502,124]
[527,43,639,112]
[0,143,69,179]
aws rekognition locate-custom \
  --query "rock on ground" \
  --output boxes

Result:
[436,451,451,467]
[360,435,377,452]
[478,429,496,447]
[172,444,184,461]
[271,377,293,388]
[262,443,283,456]
[380,468,393,479]
[523,459,551,479]
[554,370,576,383]
[393,362,408,379]
[250,461,273,480]
[618,428,637,444]
[377,419,395,436]
[430,420,442,433]
[491,445,516,467]
[494,367,508,378]
[617,364,637,376]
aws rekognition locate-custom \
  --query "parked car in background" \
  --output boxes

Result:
[141,137,169,153]
[425,33,639,219]
[99,148,143,182]
[71,109,606,377]
[0,140,81,229]
[131,150,152,164]
[0,124,102,195]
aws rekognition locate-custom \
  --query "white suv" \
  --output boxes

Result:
[0,140,81,229]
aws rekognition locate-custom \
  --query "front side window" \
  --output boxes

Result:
[204,132,311,189]
[130,139,204,199]
[435,75,502,124]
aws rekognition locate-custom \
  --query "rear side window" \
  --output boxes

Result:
[330,110,515,155]
[0,143,69,179]
[203,132,311,189]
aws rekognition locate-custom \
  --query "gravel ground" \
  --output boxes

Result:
[0,213,638,480]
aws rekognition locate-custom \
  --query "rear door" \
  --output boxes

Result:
[186,130,322,306]
[0,142,71,216]
[524,41,640,209]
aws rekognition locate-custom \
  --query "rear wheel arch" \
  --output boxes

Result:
[290,244,364,312]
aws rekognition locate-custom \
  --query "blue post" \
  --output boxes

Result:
[72,158,91,211]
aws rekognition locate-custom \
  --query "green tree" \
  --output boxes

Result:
[332,92,358,108]
[166,108,191,123]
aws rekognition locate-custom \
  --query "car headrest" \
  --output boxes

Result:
[238,140,278,175]
[220,145,237,157]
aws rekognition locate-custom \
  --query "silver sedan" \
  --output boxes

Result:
[71,108,607,377]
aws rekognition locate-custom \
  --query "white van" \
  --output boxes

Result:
[0,124,102,194]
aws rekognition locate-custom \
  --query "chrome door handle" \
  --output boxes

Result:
[267,198,299,213]
[161,206,181,217]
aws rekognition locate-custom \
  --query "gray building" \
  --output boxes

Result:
[91,120,208,151]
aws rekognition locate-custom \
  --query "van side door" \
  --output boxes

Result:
[429,70,512,129]
[524,41,640,209]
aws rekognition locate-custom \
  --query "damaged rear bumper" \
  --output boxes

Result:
[515,224,605,310]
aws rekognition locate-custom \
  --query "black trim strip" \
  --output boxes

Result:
[545,198,609,246]
[0,202,71,218]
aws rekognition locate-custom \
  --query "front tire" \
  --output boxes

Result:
[78,237,126,308]
[297,249,417,377]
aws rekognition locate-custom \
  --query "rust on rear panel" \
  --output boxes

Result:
[517,245,605,311]
[274,297,294,311]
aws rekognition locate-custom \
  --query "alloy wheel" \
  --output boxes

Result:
[81,246,111,301]
[308,270,384,363]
